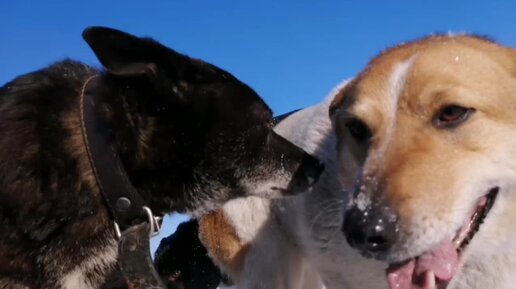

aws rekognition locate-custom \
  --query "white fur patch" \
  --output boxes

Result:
[59,242,117,289]
[274,89,338,168]
[223,196,272,243]
[383,57,415,149]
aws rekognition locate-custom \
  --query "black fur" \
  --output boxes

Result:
[154,220,230,289]
[0,27,322,289]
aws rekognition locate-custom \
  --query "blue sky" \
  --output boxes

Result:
[2,1,515,252]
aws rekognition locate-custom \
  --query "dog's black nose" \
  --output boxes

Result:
[266,131,324,193]
[298,154,324,187]
[284,153,324,193]
[342,204,398,258]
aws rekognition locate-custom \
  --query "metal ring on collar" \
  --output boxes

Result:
[113,206,162,239]
[142,206,162,237]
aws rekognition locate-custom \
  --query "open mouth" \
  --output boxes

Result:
[386,188,498,289]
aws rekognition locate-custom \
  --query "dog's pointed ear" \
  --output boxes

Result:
[82,26,159,80]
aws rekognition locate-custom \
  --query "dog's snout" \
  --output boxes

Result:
[342,204,398,258]
[267,131,324,192]
[283,152,324,193]
[266,130,297,152]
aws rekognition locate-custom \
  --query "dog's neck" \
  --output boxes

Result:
[85,74,192,216]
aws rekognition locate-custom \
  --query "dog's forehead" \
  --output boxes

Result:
[332,35,516,120]
[331,56,417,132]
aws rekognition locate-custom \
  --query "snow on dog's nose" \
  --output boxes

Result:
[342,171,399,258]
[342,183,399,258]
[343,198,399,258]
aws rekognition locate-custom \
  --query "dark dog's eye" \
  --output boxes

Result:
[346,119,371,142]
[433,105,475,128]
[168,270,182,282]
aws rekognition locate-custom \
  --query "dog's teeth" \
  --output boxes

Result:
[427,271,437,289]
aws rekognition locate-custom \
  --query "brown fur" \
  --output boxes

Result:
[198,210,250,281]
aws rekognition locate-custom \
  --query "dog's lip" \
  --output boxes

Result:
[269,186,291,194]
[386,187,498,289]
[452,187,498,252]
[271,176,318,196]
[270,186,300,196]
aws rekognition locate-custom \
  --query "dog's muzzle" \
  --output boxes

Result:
[267,130,324,193]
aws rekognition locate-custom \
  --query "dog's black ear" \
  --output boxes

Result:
[82,26,159,79]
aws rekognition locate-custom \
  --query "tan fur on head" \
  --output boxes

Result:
[333,35,516,288]
[331,35,516,115]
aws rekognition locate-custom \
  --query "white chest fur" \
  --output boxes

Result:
[59,242,118,289]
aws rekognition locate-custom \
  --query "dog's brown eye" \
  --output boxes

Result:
[434,105,475,128]
[346,119,371,142]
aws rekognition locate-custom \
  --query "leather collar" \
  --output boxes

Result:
[79,75,158,235]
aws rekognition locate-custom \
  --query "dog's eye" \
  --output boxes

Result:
[434,105,475,128]
[346,119,371,142]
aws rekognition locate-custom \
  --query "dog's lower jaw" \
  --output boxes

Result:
[447,199,516,289]
[385,189,499,289]
[447,250,516,289]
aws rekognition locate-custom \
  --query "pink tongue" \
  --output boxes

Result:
[386,241,459,289]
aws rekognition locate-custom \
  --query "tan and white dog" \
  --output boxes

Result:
[336,35,516,289]
[199,84,386,289]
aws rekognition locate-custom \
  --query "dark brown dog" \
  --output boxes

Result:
[0,27,322,289]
